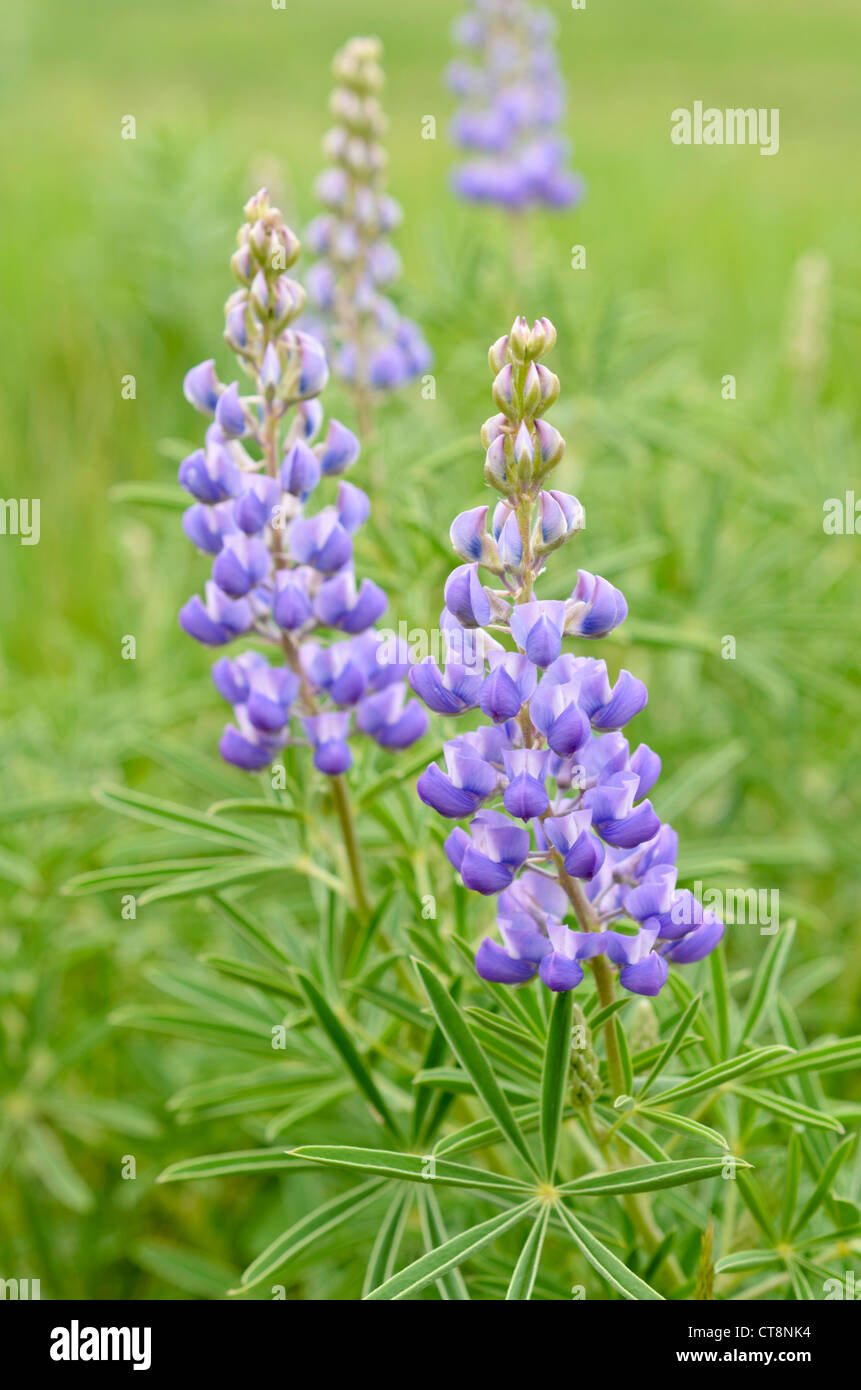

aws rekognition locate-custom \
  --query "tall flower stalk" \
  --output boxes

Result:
[447,1,583,214]
[177,189,428,914]
[305,37,433,444]
[410,317,724,1092]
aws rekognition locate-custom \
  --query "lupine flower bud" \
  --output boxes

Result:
[280,440,321,499]
[450,505,497,566]
[212,534,270,597]
[492,364,516,416]
[183,359,221,416]
[215,382,247,438]
[483,434,510,491]
[488,335,509,372]
[508,315,530,363]
[178,445,240,504]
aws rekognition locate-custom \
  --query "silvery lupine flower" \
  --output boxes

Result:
[178,189,427,774]
[304,37,432,409]
[410,318,723,998]
[447,0,583,211]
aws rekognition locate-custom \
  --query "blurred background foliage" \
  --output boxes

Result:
[0,0,859,1297]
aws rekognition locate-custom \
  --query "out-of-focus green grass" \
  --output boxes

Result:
[1,0,859,1297]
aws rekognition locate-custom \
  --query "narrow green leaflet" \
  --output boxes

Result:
[235,1178,388,1293]
[739,920,796,1043]
[715,1251,785,1275]
[540,990,574,1179]
[293,970,401,1136]
[648,1045,792,1104]
[362,1187,413,1298]
[560,1155,744,1198]
[736,1086,844,1134]
[506,1206,551,1301]
[92,783,283,853]
[636,1106,729,1150]
[417,1186,470,1300]
[556,1205,663,1301]
[158,1148,302,1183]
[289,1145,532,1195]
[413,959,540,1176]
[710,947,731,1058]
[637,994,701,1102]
[364,1201,537,1301]
[791,1134,857,1237]
[750,1037,861,1081]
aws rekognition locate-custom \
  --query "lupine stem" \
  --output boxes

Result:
[556,862,626,1099]
[331,772,372,922]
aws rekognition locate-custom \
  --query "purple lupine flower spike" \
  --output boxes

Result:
[411,316,724,1001]
[305,37,432,412]
[178,189,426,777]
[447,1,584,213]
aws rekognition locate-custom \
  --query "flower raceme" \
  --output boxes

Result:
[410,317,724,998]
[447,0,583,211]
[178,189,427,775]
[305,37,433,395]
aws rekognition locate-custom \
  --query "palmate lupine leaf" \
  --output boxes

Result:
[263,1082,356,1141]
[506,1206,551,1301]
[289,1145,534,1196]
[556,1205,663,1302]
[364,1201,538,1301]
[413,958,541,1177]
[540,990,574,1179]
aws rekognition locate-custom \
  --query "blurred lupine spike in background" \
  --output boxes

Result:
[447,0,584,212]
[304,35,433,441]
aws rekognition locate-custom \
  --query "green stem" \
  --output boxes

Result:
[555,861,626,1099]
[331,772,371,923]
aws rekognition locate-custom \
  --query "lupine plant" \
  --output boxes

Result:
[410,317,724,1100]
[175,189,427,911]
[447,0,583,211]
[305,37,433,437]
[75,314,860,1303]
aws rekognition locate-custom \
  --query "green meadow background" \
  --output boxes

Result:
[1,0,859,1297]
